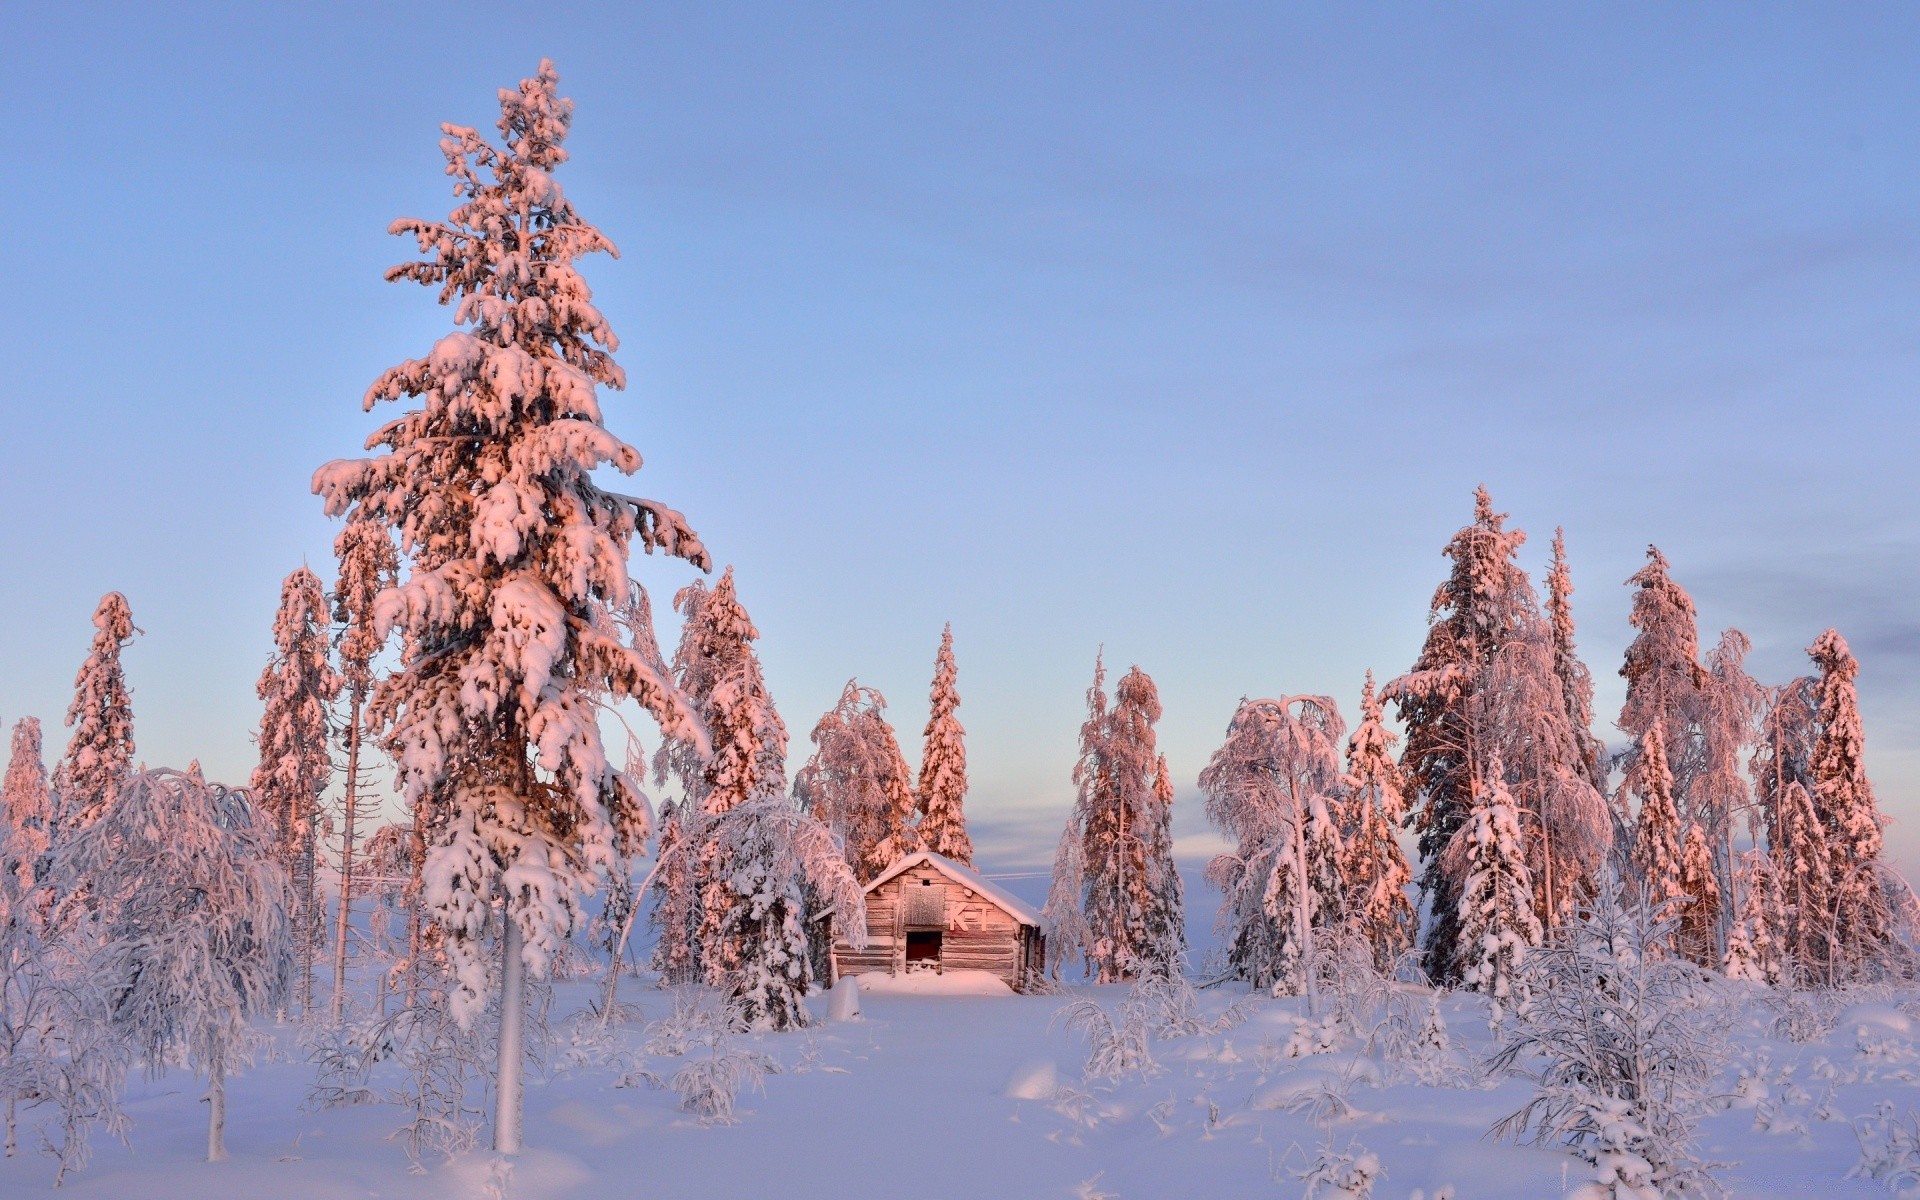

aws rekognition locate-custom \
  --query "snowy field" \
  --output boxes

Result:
[7,968,1920,1199]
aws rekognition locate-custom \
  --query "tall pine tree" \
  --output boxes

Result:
[312,61,706,1153]
[1069,658,1172,981]
[1386,489,1596,980]
[252,566,342,1017]
[1342,672,1415,973]
[1625,724,1686,947]
[1143,752,1186,970]
[0,719,51,890]
[1546,529,1607,794]
[916,624,973,865]
[1676,822,1720,969]
[329,515,399,1023]
[1807,629,1889,978]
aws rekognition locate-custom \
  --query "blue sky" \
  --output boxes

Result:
[2,4,1917,883]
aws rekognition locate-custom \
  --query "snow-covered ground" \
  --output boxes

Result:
[6,969,1920,1198]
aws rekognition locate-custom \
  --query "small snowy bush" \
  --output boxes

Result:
[671,1042,778,1124]
[644,985,744,1057]
[1294,1137,1383,1199]
[1850,1101,1920,1198]
[1054,995,1157,1081]
[1489,877,1728,1199]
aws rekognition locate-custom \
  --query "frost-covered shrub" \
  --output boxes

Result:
[644,985,744,1057]
[1311,929,1392,1036]
[1489,877,1728,1198]
[1053,995,1156,1081]
[1295,1137,1384,1200]
[1849,1101,1920,1197]
[640,986,775,1123]
[671,1041,779,1124]
[307,958,550,1170]
[1370,990,1468,1086]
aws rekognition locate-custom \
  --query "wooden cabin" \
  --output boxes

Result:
[830,851,1045,993]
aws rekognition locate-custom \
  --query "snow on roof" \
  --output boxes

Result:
[865,851,1042,928]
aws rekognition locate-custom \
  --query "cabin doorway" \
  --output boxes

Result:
[905,930,943,969]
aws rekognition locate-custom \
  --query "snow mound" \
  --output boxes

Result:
[854,969,1014,996]
[828,975,862,1021]
[1840,1003,1915,1039]
[1003,1058,1059,1100]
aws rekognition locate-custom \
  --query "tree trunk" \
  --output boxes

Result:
[331,695,364,1025]
[1293,813,1317,1015]
[404,798,426,1009]
[493,916,525,1155]
[206,1058,227,1162]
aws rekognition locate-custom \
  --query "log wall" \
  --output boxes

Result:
[831,862,1040,992]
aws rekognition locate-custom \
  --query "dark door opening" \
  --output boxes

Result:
[905,930,942,966]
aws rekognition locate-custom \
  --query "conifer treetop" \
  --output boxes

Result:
[917,623,972,865]
[61,591,140,832]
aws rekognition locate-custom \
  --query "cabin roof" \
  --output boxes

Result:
[864,851,1042,928]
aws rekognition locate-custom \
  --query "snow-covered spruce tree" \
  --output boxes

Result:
[1624,724,1686,952]
[1066,655,1129,979]
[312,61,708,1154]
[1694,630,1764,957]
[1755,676,1817,854]
[1617,548,1760,947]
[1547,529,1608,795]
[1388,490,1523,985]
[1618,547,1707,805]
[0,809,127,1183]
[1094,666,1175,977]
[648,801,700,983]
[705,796,866,1029]
[1475,598,1614,937]
[1143,752,1186,971]
[62,767,293,1163]
[1676,823,1720,970]
[1387,489,1601,979]
[916,623,973,865]
[1199,695,1347,997]
[1041,817,1090,980]
[252,566,342,1017]
[1773,779,1835,986]
[1807,628,1892,979]
[1753,676,1829,981]
[330,513,399,1024]
[683,569,792,987]
[1490,875,1723,1200]
[1341,673,1415,973]
[1724,850,1783,986]
[793,680,920,883]
[1,719,52,889]
[1454,757,1542,1025]
[57,593,138,835]
[1069,658,1170,981]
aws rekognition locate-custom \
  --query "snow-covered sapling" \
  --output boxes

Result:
[62,767,293,1162]
[1489,876,1728,1199]
[0,800,128,1184]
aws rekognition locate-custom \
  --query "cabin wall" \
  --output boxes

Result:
[831,862,1039,992]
